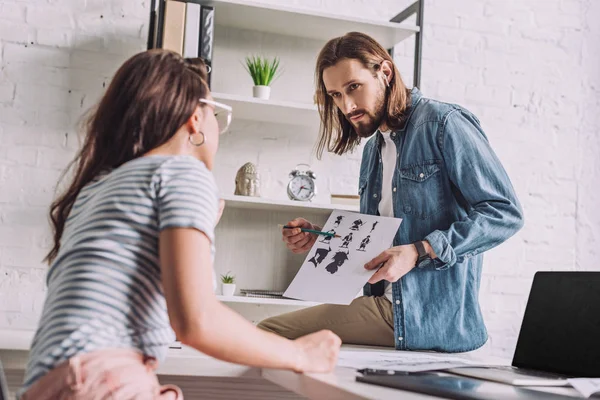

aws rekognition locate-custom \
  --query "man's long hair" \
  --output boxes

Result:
[314,32,410,158]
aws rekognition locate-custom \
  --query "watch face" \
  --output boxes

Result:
[288,175,315,201]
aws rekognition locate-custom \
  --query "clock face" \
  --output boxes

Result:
[288,175,315,201]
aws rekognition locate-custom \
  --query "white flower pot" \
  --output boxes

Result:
[222,283,236,297]
[253,85,271,100]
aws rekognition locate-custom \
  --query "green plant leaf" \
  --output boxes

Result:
[220,271,235,284]
[243,55,281,86]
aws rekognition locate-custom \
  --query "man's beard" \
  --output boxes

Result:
[346,89,386,138]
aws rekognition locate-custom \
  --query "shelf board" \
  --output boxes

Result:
[195,0,419,48]
[221,194,359,215]
[0,329,34,351]
[212,92,318,128]
[217,295,320,307]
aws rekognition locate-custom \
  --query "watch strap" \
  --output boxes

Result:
[414,241,431,266]
[414,240,427,258]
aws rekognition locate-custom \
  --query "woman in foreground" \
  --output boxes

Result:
[19,49,340,399]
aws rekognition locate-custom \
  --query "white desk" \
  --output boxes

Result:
[0,329,584,399]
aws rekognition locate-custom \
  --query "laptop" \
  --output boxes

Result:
[357,374,579,400]
[447,271,600,386]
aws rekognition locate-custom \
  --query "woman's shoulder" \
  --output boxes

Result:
[119,155,212,180]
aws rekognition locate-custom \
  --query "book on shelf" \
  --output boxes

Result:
[245,294,287,299]
[162,0,186,55]
[199,5,215,86]
[183,2,200,57]
[159,1,214,85]
[240,289,286,299]
[331,193,360,207]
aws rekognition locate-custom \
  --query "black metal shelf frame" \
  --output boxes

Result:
[147,0,424,88]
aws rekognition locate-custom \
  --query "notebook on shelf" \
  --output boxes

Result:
[240,289,285,299]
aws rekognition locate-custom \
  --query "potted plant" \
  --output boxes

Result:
[220,271,236,296]
[244,55,281,100]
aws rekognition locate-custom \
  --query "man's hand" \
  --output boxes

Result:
[282,218,318,254]
[364,244,419,284]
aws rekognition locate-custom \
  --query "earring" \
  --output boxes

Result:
[384,76,390,87]
[189,131,205,147]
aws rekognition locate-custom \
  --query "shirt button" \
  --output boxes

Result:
[419,173,425,178]
[379,158,382,163]
[393,187,397,192]
[373,194,378,198]
[395,300,400,305]
[398,336,404,341]
[391,132,396,138]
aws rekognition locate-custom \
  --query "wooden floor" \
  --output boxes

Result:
[5,368,306,400]
[159,375,306,400]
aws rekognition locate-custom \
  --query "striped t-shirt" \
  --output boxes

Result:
[20,155,219,395]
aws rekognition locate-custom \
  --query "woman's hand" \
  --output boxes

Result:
[293,330,341,373]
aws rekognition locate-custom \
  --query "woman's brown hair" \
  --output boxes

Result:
[314,32,410,158]
[45,49,210,264]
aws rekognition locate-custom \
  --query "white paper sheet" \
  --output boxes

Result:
[284,210,402,304]
[568,379,600,398]
[336,349,488,372]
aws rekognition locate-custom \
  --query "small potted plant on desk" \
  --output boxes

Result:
[244,55,281,100]
[221,271,236,297]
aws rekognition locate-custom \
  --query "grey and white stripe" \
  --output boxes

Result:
[20,155,219,396]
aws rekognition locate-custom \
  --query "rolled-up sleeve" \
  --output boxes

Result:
[424,109,524,270]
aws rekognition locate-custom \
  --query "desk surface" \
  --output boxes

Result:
[158,344,582,399]
[0,330,583,400]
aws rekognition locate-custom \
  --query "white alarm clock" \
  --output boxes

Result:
[287,164,316,201]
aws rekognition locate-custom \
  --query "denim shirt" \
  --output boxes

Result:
[360,88,524,353]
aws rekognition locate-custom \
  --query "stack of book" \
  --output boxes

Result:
[151,0,215,78]
[331,194,360,207]
[240,289,286,299]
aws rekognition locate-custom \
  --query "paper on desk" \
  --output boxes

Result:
[284,210,402,305]
[568,379,600,398]
[336,349,489,372]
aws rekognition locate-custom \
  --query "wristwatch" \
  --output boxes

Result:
[413,241,432,267]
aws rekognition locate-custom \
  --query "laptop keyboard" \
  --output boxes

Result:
[495,366,568,380]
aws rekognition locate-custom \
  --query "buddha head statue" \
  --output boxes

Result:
[234,162,260,197]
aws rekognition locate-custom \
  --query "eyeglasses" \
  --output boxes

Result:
[200,98,233,135]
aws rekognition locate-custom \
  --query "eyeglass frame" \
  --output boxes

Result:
[199,98,233,135]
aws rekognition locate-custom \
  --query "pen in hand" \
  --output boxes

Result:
[279,224,341,238]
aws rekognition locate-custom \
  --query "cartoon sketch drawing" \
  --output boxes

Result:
[333,215,344,228]
[350,219,366,231]
[357,235,371,252]
[339,232,353,248]
[325,250,349,275]
[308,246,331,267]
[319,229,336,244]
[370,221,378,233]
[284,210,404,304]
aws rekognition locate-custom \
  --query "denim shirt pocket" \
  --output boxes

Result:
[399,159,445,219]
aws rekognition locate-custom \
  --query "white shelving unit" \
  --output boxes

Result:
[221,193,358,215]
[148,0,422,322]
[149,0,423,126]
[217,295,320,307]
[196,0,419,49]
[212,92,318,128]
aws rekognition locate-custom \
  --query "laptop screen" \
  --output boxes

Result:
[512,271,600,377]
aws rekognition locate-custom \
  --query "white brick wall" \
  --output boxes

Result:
[0,0,598,359]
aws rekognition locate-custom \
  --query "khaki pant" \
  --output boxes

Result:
[257,295,395,347]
